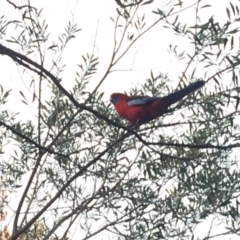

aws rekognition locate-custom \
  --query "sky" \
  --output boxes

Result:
[1,0,239,239]
[0,0,235,117]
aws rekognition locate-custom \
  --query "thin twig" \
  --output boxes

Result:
[10,131,130,240]
[6,0,36,10]
[0,120,68,157]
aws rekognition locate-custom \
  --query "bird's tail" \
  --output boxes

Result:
[163,80,205,104]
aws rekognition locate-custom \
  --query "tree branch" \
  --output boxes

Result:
[10,131,130,240]
[135,133,240,150]
[0,120,68,158]
[0,44,135,133]
[6,0,36,10]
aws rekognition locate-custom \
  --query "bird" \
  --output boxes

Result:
[110,80,205,124]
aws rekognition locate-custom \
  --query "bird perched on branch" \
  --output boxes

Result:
[110,80,205,124]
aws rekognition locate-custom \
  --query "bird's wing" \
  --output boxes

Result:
[127,96,158,106]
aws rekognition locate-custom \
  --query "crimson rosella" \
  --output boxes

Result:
[110,80,205,124]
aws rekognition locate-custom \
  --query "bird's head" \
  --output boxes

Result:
[110,93,126,105]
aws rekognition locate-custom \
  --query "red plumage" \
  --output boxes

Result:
[110,80,205,124]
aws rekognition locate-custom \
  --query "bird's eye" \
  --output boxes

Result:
[110,97,119,104]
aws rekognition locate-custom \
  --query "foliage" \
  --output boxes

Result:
[0,0,240,239]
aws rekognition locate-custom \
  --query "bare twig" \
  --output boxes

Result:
[6,0,36,10]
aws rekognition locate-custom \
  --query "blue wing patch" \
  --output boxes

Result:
[127,97,158,106]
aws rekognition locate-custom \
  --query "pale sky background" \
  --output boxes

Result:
[0,0,236,118]
[1,0,239,239]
